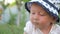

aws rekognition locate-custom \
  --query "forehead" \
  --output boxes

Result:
[32,3,43,9]
[30,3,47,13]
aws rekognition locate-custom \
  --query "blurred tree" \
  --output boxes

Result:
[15,0,30,26]
[0,0,30,26]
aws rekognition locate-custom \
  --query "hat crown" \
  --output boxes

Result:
[30,0,58,16]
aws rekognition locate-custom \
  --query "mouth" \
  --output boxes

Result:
[33,21,39,25]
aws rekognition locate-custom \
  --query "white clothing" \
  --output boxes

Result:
[24,21,60,34]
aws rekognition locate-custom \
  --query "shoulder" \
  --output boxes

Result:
[25,21,33,28]
[51,24,60,34]
[24,21,34,33]
[26,21,32,26]
[54,24,60,33]
[55,24,60,30]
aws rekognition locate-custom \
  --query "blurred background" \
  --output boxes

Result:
[0,0,60,34]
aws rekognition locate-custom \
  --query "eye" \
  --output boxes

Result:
[39,12,46,16]
[40,14,46,16]
[31,12,35,15]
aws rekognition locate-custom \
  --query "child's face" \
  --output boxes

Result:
[30,3,54,28]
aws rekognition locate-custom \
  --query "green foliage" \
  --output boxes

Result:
[2,3,9,10]
[23,0,30,2]
[9,2,16,7]
[0,0,30,34]
[7,14,17,25]
[7,9,17,25]
[0,24,22,34]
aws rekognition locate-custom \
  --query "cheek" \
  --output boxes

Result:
[30,15,36,25]
[30,15,34,22]
[39,16,51,24]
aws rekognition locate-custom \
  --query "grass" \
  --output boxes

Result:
[0,22,25,34]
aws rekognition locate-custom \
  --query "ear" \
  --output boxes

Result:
[51,17,57,23]
[49,16,56,24]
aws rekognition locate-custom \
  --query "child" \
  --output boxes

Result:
[24,0,60,34]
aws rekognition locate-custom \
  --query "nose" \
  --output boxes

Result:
[34,14,39,20]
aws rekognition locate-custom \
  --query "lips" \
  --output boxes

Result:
[33,20,38,22]
[33,20,39,24]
